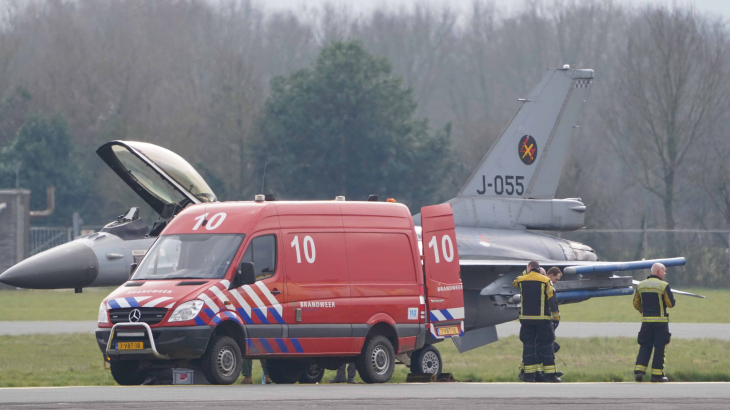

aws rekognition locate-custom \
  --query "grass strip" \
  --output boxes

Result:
[1,287,727,323]
[1,334,728,387]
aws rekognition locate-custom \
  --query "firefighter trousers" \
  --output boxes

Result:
[635,322,671,376]
[242,359,268,377]
[519,319,556,374]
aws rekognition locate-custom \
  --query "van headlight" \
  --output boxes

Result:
[168,300,205,322]
[98,301,108,324]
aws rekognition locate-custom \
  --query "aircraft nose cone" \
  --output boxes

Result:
[0,240,99,289]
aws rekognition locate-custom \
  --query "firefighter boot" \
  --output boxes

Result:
[651,375,668,383]
[542,374,562,383]
[522,372,536,383]
[534,372,545,382]
[635,372,645,382]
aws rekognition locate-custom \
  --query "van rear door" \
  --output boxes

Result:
[420,204,465,339]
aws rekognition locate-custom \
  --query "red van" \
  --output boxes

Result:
[96,198,464,385]
[92,142,464,385]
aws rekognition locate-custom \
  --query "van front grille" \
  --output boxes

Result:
[109,308,168,325]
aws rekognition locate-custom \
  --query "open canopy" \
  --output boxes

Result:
[97,141,216,216]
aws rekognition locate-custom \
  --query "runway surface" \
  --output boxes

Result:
[2,383,729,409]
[2,321,730,339]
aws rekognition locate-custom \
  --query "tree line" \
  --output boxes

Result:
[0,0,729,285]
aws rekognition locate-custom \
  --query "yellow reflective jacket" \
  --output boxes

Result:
[633,275,676,322]
[513,270,560,321]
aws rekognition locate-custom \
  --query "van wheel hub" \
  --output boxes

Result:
[217,347,236,377]
[372,346,389,375]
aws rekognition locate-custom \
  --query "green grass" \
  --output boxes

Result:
[0,288,113,321]
[0,287,726,323]
[560,288,729,323]
[1,334,728,387]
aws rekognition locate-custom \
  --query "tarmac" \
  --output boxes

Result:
[1,383,729,409]
[2,321,730,339]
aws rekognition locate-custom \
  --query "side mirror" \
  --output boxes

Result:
[237,262,256,286]
[129,263,138,280]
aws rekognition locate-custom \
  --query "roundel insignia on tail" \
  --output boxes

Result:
[518,135,538,165]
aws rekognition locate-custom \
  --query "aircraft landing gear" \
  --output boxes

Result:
[410,345,442,378]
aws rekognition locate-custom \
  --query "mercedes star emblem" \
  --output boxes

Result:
[129,309,142,323]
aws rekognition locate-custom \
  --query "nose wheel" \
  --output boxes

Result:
[410,345,442,378]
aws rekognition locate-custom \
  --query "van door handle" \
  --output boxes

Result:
[271,289,282,295]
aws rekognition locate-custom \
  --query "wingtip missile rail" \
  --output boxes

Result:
[563,257,686,276]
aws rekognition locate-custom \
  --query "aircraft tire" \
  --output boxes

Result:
[109,360,149,386]
[355,335,395,383]
[298,363,325,384]
[268,360,304,384]
[201,335,243,385]
[409,345,442,378]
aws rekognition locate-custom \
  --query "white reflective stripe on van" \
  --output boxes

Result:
[143,297,173,308]
[430,307,465,321]
[208,285,231,307]
[198,293,220,314]
[255,281,283,316]
[229,288,252,318]
[242,285,267,317]
[447,307,465,320]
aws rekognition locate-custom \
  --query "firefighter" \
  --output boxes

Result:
[513,260,561,383]
[633,263,675,383]
[330,362,356,384]
[546,267,564,379]
[241,359,272,384]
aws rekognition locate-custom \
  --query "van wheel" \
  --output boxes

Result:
[201,335,242,385]
[355,335,395,383]
[268,360,304,384]
[410,345,442,378]
[299,364,325,384]
[110,360,149,385]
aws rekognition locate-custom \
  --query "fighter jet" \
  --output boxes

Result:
[0,141,215,289]
[0,66,702,353]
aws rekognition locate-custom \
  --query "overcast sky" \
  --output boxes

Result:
[261,0,730,19]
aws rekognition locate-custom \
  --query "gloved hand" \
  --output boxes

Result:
[553,321,559,330]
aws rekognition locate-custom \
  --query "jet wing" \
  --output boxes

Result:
[630,279,705,299]
[460,257,686,272]
[562,258,686,275]
[461,257,705,300]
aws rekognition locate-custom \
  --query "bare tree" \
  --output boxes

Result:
[605,7,730,256]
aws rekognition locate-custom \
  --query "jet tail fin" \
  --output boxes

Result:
[458,67,594,199]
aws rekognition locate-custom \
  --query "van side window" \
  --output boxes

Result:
[241,235,277,281]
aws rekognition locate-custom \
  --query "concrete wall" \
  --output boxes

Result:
[0,189,30,289]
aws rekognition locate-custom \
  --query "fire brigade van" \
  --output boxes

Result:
[94,142,464,386]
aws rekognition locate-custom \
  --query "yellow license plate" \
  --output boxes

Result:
[117,342,143,350]
[436,326,460,336]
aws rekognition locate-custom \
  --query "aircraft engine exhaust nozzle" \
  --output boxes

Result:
[0,241,99,289]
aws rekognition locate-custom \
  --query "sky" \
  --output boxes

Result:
[261,0,730,19]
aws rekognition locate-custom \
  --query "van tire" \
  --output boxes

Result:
[109,360,149,385]
[410,345,442,378]
[355,335,395,383]
[201,335,243,385]
[299,364,325,384]
[268,360,304,384]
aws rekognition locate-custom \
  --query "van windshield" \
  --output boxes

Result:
[132,234,244,280]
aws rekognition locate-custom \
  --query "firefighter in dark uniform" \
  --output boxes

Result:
[513,261,561,383]
[633,263,675,382]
